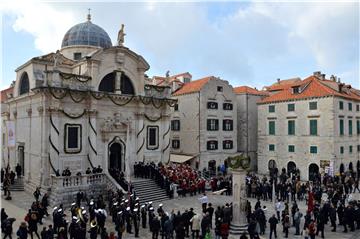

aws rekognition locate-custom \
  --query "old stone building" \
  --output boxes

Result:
[170,76,238,172]
[1,15,175,202]
[257,72,360,180]
[233,86,268,171]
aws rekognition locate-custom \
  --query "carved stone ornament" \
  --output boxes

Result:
[37,106,44,114]
[26,108,32,116]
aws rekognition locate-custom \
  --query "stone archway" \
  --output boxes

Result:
[287,161,296,175]
[308,163,319,181]
[108,137,126,174]
[340,163,345,174]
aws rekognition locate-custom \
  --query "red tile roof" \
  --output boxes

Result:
[233,86,269,96]
[265,78,302,91]
[1,87,14,103]
[259,75,360,104]
[172,76,212,96]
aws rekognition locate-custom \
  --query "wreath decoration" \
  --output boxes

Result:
[227,155,250,170]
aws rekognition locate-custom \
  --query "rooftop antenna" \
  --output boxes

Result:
[87,8,91,22]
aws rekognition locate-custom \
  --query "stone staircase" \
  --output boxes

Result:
[1,177,25,191]
[131,179,169,203]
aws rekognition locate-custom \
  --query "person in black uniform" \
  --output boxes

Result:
[133,208,140,237]
[141,205,147,228]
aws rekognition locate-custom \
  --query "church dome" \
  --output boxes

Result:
[61,16,112,48]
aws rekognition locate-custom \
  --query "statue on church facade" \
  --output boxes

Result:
[117,24,126,46]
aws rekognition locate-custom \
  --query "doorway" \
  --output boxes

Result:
[18,146,24,176]
[308,163,319,181]
[109,142,123,171]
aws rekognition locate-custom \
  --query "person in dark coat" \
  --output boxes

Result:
[268,214,278,239]
[88,222,98,239]
[28,211,40,239]
[141,205,147,228]
[330,204,337,232]
[17,222,29,239]
[201,213,211,239]
[3,217,16,239]
[151,216,161,239]
[206,203,214,229]
[16,163,22,178]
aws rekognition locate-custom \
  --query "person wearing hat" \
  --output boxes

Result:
[88,220,98,239]
[68,216,79,239]
[141,205,147,229]
[115,211,125,239]
[96,209,106,235]
[133,208,140,237]
[125,207,133,234]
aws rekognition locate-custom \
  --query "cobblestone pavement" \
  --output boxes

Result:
[2,190,360,239]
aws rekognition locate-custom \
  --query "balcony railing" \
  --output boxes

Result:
[50,173,106,188]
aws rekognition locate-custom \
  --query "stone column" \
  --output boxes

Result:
[231,168,247,226]
[115,71,122,94]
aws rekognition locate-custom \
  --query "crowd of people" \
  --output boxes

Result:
[133,162,232,198]
[243,167,360,239]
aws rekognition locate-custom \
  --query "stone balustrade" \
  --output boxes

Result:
[50,173,106,188]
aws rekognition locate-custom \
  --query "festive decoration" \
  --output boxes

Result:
[45,86,177,108]
[48,154,57,174]
[162,139,171,153]
[144,114,162,122]
[136,138,145,155]
[59,72,91,82]
[89,117,97,135]
[88,137,97,155]
[107,94,134,106]
[50,114,59,135]
[68,90,87,103]
[49,135,59,155]
[87,154,95,169]
[163,125,170,139]
[136,123,145,138]
[61,109,87,119]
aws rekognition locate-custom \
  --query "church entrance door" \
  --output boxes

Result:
[109,142,123,171]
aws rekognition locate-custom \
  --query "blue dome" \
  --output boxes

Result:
[61,20,112,48]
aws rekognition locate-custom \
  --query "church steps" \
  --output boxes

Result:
[131,179,169,203]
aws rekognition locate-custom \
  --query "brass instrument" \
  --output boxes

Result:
[76,207,84,223]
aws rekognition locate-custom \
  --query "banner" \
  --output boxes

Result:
[6,121,15,147]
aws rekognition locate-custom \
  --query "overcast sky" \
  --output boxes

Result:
[1,1,359,90]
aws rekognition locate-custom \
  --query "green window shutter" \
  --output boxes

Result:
[269,144,275,151]
[339,101,343,110]
[269,105,275,113]
[349,120,353,135]
[349,103,352,111]
[288,104,295,112]
[310,120,317,135]
[309,102,317,110]
[357,120,360,135]
[340,119,344,135]
[288,120,295,135]
[269,121,275,135]
[310,146,317,154]
[349,146,353,153]
[288,145,295,152]
[340,146,344,154]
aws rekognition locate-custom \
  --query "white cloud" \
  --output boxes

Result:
[1,0,77,53]
[1,1,358,88]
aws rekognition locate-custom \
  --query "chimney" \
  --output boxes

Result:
[330,75,336,82]
[337,77,341,83]
[339,83,344,92]
[277,78,280,84]
[313,71,321,77]
[320,74,326,80]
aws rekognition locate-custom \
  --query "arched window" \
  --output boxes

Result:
[121,74,134,95]
[98,72,135,95]
[19,72,29,95]
[99,72,115,92]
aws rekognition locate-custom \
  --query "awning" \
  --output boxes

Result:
[169,154,196,164]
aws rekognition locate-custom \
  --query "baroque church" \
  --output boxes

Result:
[1,14,175,200]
